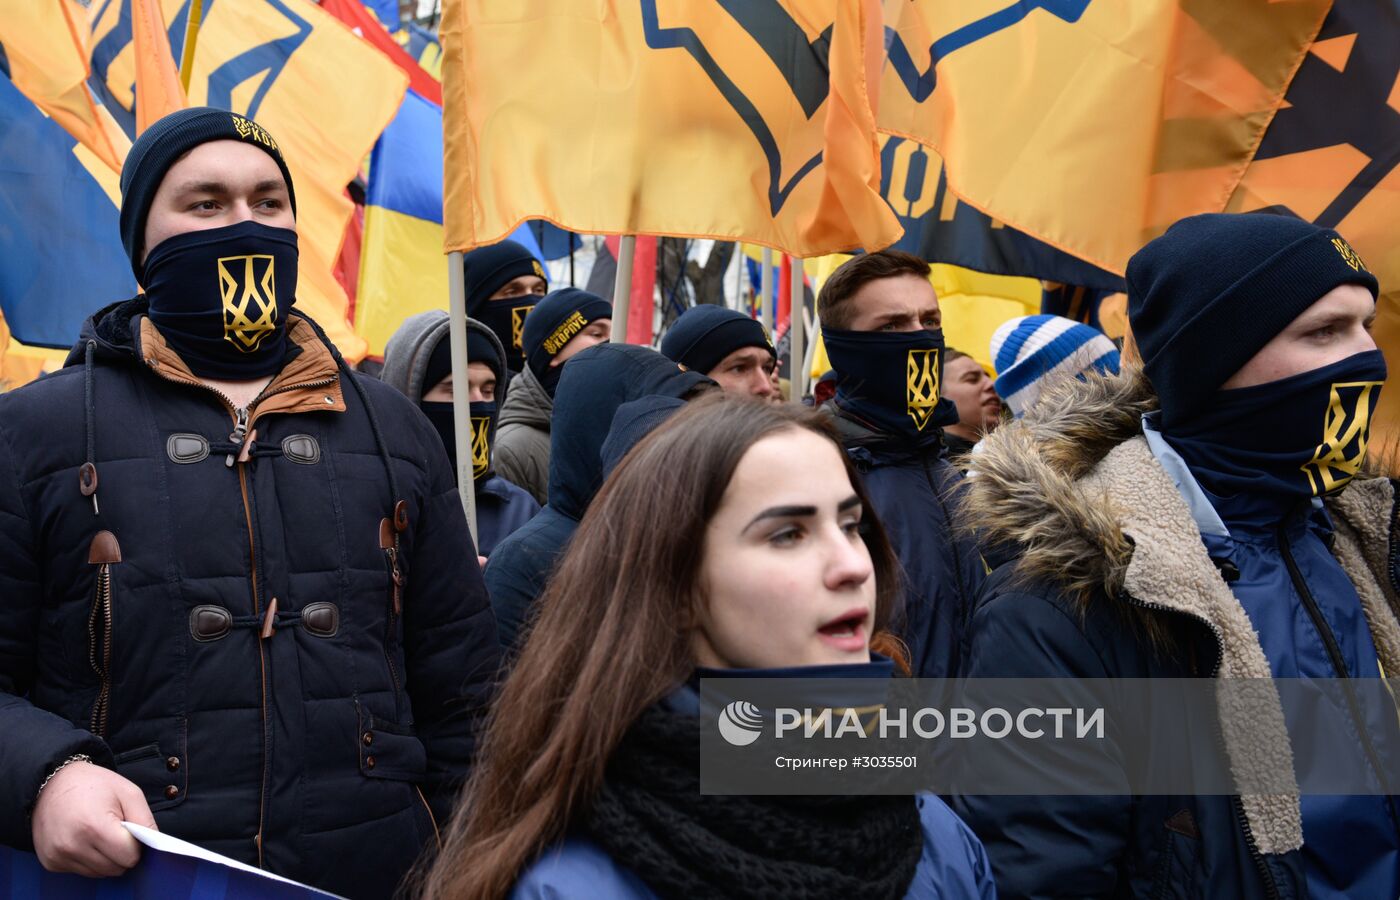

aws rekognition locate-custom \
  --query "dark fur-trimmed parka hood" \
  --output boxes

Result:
[960,366,1400,857]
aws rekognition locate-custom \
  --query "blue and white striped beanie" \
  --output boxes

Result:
[989,315,1121,419]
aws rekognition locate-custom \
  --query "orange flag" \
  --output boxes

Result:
[131,0,187,132]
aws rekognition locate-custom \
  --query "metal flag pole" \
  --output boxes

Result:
[611,235,636,343]
[760,247,773,330]
[447,250,478,543]
[790,257,805,402]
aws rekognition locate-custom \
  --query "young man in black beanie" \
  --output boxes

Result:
[661,305,777,400]
[494,288,611,505]
[380,310,540,556]
[0,108,500,898]
[816,250,987,679]
[954,213,1400,899]
[461,239,549,374]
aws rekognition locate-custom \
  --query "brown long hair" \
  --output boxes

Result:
[418,394,904,900]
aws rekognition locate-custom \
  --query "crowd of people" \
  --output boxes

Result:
[2,108,1397,899]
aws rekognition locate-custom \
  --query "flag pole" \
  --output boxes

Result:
[178,0,204,92]
[789,257,805,402]
[760,247,773,330]
[611,235,636,343]
[447,250,478,543]
[731,243,743,311]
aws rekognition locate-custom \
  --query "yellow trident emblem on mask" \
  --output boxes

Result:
[511,305,534,351]
[470,416,491,479]
[218,255,278,352]
[1301,381,1382,495]
[906,348,940,432]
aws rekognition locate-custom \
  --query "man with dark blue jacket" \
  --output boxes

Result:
[0,109,500,899]
[485,343,714,652]
[956,213,1400,899]
[817,251,987,678]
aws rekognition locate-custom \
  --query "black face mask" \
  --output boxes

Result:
[422,400,498,486]
[476,297,539,373]
[143,220,298,379]
[1163,350,1387,502]
[823,327,959,446]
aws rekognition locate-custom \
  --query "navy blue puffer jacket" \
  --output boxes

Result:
[952,371,1400,900]
[0,299,500,899]
[485,344,712,652]
[830,410,987,678]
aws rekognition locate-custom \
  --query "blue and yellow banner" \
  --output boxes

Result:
[88,0,409,360]
[356,89,547,356]
[0,66,136,349]
[441,0,902,257]
[879,135,1124,292]
[878,0,1331,274]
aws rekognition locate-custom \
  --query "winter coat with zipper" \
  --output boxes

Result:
[950,368,1400,900]
[494,366,553,506]
[0,299,501,900]
[485,344,713,652]
[830,408,987,678]
[379,311,541,556]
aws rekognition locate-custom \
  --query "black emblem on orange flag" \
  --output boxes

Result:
[640,0,833,215]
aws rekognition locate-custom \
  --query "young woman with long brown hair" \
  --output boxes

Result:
[420,395,994,899]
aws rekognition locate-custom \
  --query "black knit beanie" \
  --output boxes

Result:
[422,327,504,400]
[660,305,773,374]
[522,288,613,384]
[120,107,297,280]
[463,241,547,315]
[1127,213,1379,427]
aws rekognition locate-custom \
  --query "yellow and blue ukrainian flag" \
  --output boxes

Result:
[355,88,545,357]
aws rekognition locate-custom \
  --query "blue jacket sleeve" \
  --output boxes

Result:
[950,585,1129,900]
[402,446,502,826]
[0,425,110,850]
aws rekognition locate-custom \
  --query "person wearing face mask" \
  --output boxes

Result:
[0,109,501,898]
[817,250,987,678]
[381,311,541,556]
[462,239,549,375]
[955,213,1400,900]
[660,305,777,400]
[486,343,715,653]
[494,288,613,505]
[420,395,996,900]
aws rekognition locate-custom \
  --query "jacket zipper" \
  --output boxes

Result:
[145,366,332,868]
[1119,592,1281,899]
[1277,521,1397,806]
[88,564,114,737]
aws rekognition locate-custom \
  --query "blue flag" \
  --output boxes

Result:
[0,66,136,349]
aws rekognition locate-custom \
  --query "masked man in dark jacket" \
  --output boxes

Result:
[955,213,1400,899]
[817,250,987,677]
[485,344,714,652]
[0,108,500,899]
[494,288,613,505]
[381,311,540,556]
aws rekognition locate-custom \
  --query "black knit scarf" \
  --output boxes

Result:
[583,703,924,900]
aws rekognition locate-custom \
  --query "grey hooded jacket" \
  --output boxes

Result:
[494,366,553,505]
[380,311,540,554]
